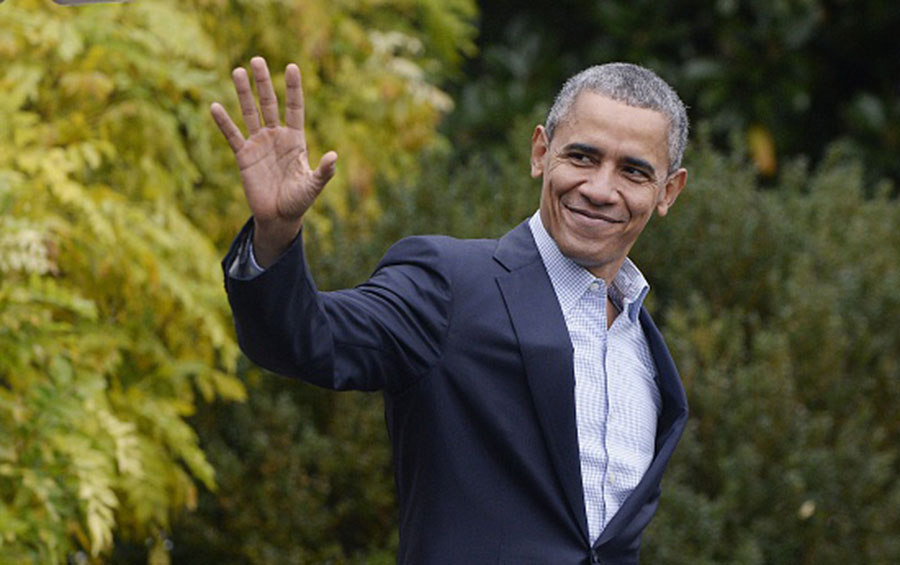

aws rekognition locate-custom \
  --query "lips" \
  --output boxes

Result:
[563,203,624,225]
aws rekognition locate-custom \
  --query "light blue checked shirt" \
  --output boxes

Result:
[528,211,661,543]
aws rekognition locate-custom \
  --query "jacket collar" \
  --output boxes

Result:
[494,220,542,272]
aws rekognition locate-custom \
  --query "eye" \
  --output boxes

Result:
[623,165,652,181]
[568,152,594,166]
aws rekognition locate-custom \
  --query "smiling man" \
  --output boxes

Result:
[216,58,689,564]
[533,90,687,284]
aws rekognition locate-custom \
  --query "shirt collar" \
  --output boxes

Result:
[528,210,650,323]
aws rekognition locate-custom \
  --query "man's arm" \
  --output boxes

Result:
[223,222,452,393]
[213,57,451,392]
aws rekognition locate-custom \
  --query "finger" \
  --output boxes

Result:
[210,102,245,153]
[251,56,280,128]
[284,63,305,132]
[312,151,338,190]
[232,67,261,135]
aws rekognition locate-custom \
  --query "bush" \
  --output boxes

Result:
[640,140,900,563]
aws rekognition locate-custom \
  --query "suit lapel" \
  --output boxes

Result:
[494,222,590,541]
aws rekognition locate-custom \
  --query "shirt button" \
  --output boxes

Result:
[589,281,600,292]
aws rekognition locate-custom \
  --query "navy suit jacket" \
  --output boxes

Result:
[223,219,688,564]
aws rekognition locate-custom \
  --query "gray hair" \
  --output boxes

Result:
[545,63,689,172]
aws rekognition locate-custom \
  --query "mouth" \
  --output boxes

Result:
[563,203,624,225]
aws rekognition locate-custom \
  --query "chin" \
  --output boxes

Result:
[558,245,607,269]
[554,233,595,258]
[564,246,627,280]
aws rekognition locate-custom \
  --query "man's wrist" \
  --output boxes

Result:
[252,218,303,268]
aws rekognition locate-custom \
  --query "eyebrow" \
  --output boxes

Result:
[561,143,658,178]
[562,142,602,157]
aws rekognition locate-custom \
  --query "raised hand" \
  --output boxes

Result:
[210,56,337,267]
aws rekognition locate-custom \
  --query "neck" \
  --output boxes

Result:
[606,294,620,329]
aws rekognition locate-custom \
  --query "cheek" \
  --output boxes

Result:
[546,168,584,197]
[626,190,661,218]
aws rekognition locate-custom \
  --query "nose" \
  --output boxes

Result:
[578,163,620,206]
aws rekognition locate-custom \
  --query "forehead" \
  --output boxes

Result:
[553,91,670,165]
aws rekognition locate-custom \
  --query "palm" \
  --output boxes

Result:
[236,126,315,223]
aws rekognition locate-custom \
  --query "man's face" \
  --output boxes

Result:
[531,91,687,282]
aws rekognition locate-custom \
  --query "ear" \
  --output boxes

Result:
[530,125,549,179]
[655,168,688,217]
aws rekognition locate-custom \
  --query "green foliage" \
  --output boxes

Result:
[0,0,473,561]
[452,0,900,184]
[187,0,477,228]
[0,1,240,561]
[171,376,397,564]
[638,139,900,563]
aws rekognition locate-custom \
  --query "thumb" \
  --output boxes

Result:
[312,151,338,190]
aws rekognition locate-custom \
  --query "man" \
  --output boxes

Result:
[212,56,689,564]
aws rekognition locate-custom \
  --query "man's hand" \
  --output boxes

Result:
[210,56,337,267]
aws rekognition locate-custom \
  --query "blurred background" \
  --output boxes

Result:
[0,0,898,563]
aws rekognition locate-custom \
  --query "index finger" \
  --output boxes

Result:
[284,63,305,132]
[210,102,245,153]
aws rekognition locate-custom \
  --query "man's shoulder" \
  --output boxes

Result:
[387,221,532,262]
[373,221,537,282]
[383,233,500,264]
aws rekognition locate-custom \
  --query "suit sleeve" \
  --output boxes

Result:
[222,220,452,393]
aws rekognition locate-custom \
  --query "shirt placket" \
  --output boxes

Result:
[572,279,611,543]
